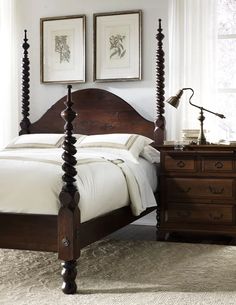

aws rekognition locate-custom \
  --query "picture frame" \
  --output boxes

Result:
[94,10,142,82]
[40,15,86,83]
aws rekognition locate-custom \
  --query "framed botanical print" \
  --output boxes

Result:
[40,15,86,83]
[94,10,142,82]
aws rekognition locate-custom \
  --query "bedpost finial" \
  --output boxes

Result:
[24,29,28,41]
[22,30,29,50]
[157,19,163,33]
[156,18,164,40]
[67,85,72,103]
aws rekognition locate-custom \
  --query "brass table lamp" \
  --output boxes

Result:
[166,88,225,145]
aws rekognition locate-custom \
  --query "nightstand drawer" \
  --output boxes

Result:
[202,158,234,172]
[164,155,197,172]
[166,178,235,200]
[166,204,234,225]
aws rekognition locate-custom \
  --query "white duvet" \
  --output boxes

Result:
[0,147,158,222]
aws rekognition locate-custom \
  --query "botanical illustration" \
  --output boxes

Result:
[94,11,141,81]
[55,35,70,63]
[109,34,126,59]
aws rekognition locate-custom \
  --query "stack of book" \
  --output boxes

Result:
[181,129,200,143]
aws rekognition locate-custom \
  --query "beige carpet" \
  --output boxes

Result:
[1,239,236,305]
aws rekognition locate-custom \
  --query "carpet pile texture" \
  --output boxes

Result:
[1,239,236,305]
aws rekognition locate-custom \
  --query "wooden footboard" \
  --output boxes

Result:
[0,206,156,252]
[0,213,57,251]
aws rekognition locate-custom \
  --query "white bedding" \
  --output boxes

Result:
[0,147,158,222]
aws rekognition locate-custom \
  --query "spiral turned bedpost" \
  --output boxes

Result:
[19,30,31,135]
[154,19,166,145]
[58,85,80,294]
[155,19,166,241]
[60,85,78,193]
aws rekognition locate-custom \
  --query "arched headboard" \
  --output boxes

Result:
[30,88,156,140]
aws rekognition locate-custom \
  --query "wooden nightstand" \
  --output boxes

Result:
[155,145,236,239]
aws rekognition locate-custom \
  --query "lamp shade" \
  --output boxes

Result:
[166,89,184,108]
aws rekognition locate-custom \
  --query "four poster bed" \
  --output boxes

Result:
[0,20,166,294]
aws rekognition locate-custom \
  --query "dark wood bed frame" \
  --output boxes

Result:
[0,20,165,294]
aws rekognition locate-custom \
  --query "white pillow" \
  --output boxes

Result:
[6,134,64,148]
[6,133,84,149]
[76,133,153,162]
[140,145,160,163]
[6,133,84,148]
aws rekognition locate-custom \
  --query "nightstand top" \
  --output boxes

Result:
[154,144,236,152]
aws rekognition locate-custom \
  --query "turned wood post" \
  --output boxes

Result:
[154,19,166,144]
[58,85,80,294]
[19,30,31,135]
[154,19,166,239]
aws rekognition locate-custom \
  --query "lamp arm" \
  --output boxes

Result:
[201,107,225,119]
[182,88,199,109]
[182,87,225,119]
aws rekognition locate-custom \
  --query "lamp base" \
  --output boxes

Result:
[197,138,208,145]
[197,108,208,145]
[197,133,210,145]
[190,140,210,145]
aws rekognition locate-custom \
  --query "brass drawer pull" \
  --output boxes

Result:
[209,186,224,195]
[214,161,223,169]
[176,160,186,168]
[209,212,223,221]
